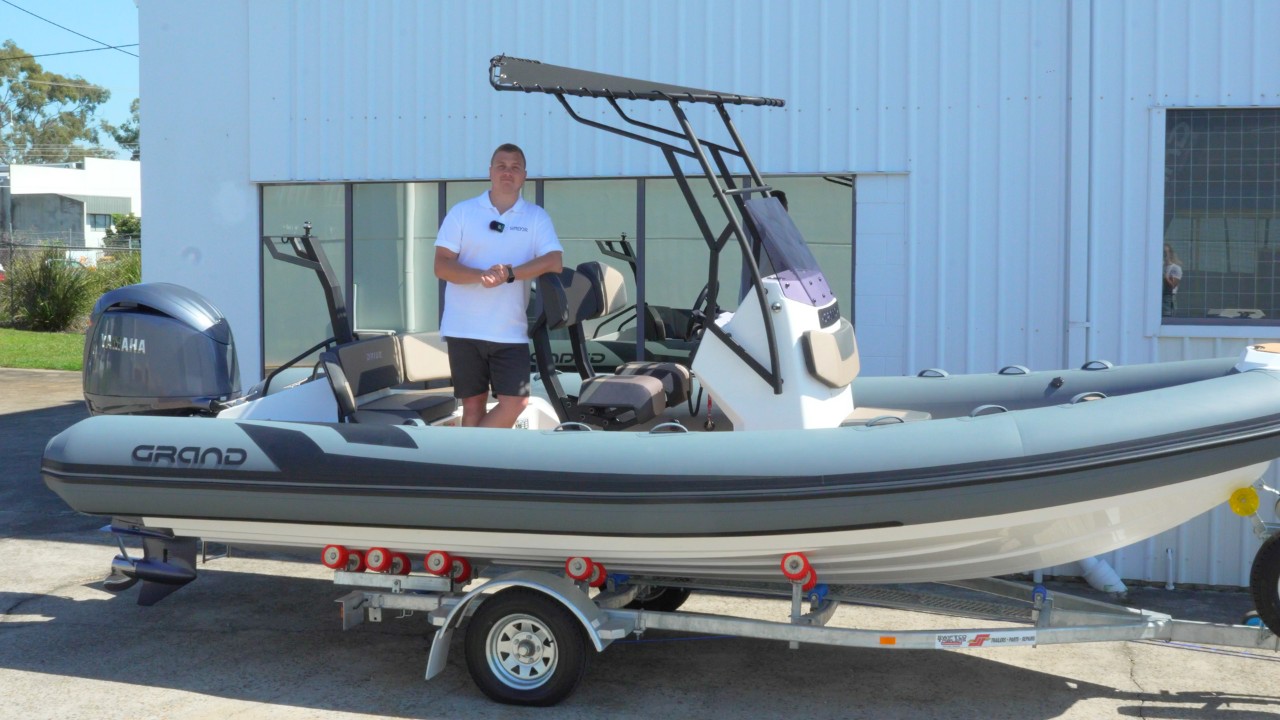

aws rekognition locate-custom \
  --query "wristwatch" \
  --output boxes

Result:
[504,264,515,283]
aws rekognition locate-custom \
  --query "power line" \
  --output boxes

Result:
[0,44,140,63]
[0,0,138,58]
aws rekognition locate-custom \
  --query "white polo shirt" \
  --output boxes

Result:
[435,191,562,344]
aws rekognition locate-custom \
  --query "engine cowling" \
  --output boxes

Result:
[83,283,240,416]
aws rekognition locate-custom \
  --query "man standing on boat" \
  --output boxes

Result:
[434,143,564,428]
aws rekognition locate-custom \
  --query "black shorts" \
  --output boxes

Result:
[444,337,531,399]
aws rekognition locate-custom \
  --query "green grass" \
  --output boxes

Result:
[0,328,85,371]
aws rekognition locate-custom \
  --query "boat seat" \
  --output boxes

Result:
[321,335,458,424]
[399,331,452,386]
[357,392,457,424]
[576,374,665,426]
[615,361,692,407]
[841,406,932,427]
[530,260,666,429]
[566,262,667,428]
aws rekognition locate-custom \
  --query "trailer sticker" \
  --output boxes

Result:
[934,630,1037,649]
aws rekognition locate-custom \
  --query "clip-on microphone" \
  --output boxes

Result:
[489,220,505,233]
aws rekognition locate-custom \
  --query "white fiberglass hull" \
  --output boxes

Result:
[145,462,1265,585]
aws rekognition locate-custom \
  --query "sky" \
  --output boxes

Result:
[0,0,140,158]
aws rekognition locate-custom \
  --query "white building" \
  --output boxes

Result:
[0,157,141,260]
[139,0,1280,587]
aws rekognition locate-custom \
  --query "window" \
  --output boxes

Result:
[352,183,440,334]
[88,213,112,230]
[261,184,345,369]
[1163,109,1280,323]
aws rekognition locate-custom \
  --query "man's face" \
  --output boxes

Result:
[490,151,526,195]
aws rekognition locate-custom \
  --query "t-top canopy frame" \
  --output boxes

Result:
[491,55,788,394]
[490,55,785,107]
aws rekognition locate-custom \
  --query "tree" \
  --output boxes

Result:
[102,97,138,160]
[0,39,113,164]
[104,212,140,249]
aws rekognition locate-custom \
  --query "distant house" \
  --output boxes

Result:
[0,158,141,263]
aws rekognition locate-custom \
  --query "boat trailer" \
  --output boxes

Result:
[330,564,1280,707]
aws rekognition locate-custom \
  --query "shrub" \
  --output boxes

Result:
[2,248,95,331]
[89,250,142,298]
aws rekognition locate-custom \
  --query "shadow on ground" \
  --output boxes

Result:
[1,566,1278,720]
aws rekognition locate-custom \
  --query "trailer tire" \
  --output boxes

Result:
[625,586,692,613]
[1248,532,1280,634]
[465,588,588,707]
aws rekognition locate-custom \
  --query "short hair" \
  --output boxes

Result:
[491,143,526,168]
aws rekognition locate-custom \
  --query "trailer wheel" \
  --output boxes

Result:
[1248,532,1280,634]
[465,588,588,707]
[624,585,692,613]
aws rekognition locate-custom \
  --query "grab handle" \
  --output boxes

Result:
[916,368,950,378]
[1070,391,1108,404]
[865,415,905,426]
[553,422,593,432]
[970,404,1008,417]
[998,365,1030,376]
[1081,360,1114,371]
[648,422,689,434]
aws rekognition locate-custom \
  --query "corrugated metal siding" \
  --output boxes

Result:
[248,0,920,181]
[1054,0,1280,586]
[154,0,1280,585]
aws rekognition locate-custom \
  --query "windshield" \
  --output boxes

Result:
[744,197,834,307]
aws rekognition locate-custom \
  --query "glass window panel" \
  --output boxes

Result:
[261,184,345,371]
[353,182,440,334]
[542,179,637,342]
[643,178,735,316]
[446,181,489,210]
[1164,109,1280,322]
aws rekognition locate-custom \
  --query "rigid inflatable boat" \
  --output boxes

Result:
[40,58,1280,631]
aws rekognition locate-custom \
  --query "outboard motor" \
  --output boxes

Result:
[83,283,240,416]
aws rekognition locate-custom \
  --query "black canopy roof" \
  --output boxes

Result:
[490,55,785,108]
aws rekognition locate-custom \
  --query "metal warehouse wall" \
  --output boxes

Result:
[141,0,1280,585]
[243,0,1074,375]
[1069,0,1280,587]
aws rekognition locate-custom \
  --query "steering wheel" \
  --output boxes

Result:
[685,283,711,339]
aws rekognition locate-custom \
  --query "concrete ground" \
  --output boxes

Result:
[1,367,1278,719]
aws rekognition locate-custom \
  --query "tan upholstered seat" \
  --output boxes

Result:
[615,361,692,407]
[322,335,457,424]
